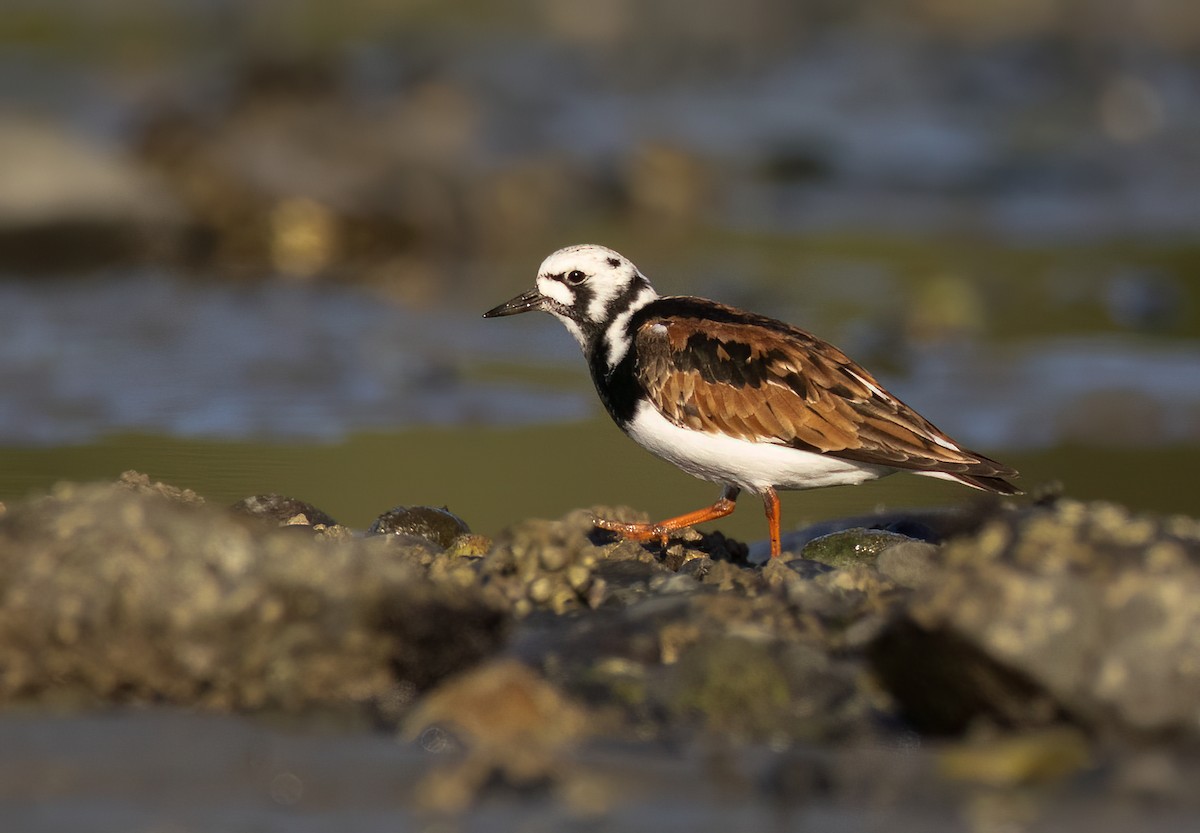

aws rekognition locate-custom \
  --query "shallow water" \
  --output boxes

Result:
[2,270,1198,447]
[1,711,1193,833]
[0,273,586,445]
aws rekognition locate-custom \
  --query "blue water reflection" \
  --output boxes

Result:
[0,274,587,445]
[0,273,1195,450]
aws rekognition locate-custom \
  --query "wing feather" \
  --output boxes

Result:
[634,301,1018,482]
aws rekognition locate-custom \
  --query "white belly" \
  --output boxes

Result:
[624,401,892,494]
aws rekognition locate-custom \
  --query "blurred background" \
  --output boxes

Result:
[0,0,1197,538]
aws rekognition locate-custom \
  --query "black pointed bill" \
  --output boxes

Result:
[482,288,546,318]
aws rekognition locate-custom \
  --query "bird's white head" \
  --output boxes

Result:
[483,244,659,357]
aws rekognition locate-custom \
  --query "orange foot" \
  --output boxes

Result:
[593,486,784,558]
[592,516,677,547]
[592,487,740,549]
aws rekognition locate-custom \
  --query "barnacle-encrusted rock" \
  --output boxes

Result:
[482,508,634,615]
[0,479,504,718]
[871,500,1200,736]
[116,469,205,505]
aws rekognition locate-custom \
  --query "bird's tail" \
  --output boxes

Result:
[915,467,1023,495]
[947,472,1023,495]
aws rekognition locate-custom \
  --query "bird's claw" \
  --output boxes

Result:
[592,516,672,547]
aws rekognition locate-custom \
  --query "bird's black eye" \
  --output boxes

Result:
[565,269,587,285]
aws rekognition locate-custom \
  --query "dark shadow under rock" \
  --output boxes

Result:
[870,619,1063,735]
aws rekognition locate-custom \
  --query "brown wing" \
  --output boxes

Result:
[635,301,1019,486]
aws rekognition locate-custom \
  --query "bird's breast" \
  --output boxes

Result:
[587,343,642,428]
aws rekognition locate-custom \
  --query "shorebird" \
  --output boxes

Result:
[483,244,1020,558]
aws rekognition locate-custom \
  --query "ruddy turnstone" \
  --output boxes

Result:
[483,244,1020,558]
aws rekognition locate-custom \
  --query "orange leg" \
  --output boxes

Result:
[761,487,782,558]
[594,486,740,548]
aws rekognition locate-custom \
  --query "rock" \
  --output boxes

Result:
[404,658,590,754]
[402,659,591,811]
[937,727,1092,786]
[0,118,178,225]
[1111,748,1189,800]
[871,500,1200,737]
[802,528,917,569]
[116,470,205,505]
[665,636,859,742]
[498,539,882,744]
[446,533,492,557]
[775,507,979,557]
[0,479,504,717]
[231,493,338,527]
[876,541,939,589]
[368,505,471,549]
[766,557,838,584]
[483,508,645,616]
[477,506,892,748]
[0,116,182,271]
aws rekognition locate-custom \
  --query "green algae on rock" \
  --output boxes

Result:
[368,504,472,549]
[801,528,918,570]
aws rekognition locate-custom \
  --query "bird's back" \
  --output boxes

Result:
[624,296,1019,493]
